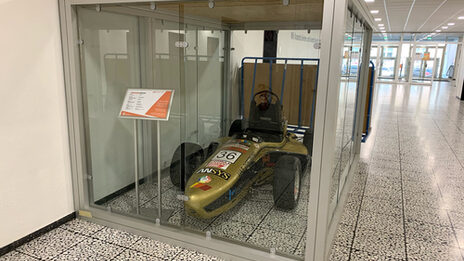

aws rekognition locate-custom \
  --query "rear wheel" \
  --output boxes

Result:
[170,143,204,190]
[273,155,302,210]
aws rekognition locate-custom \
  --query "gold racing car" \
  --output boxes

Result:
[170,90,313,219]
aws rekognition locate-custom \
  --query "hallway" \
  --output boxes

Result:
[329,82,464,260]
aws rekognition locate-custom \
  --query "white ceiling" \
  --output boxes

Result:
[362,0,464,32]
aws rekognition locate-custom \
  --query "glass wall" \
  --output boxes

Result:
[76,1,322,258]
[329,10,366,220]
[370,33,462,83]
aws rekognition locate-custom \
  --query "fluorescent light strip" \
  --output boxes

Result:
[383,0,392,32]
[403,0,416,31]
[375,18,382,22]
[371,10,379,14]
[417,0,449,31]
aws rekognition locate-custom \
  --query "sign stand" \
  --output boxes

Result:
[134,120,140,214]
[119,89,175,221]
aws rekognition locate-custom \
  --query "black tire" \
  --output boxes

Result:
[228,119,243,137]
[273,155,302,210]
[170,142,204,190]
[303,127,314,156]
[206,142,219,159]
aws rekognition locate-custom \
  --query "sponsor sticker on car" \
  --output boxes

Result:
[196,168,231,180]
[190,182,212,191]
[223,146,247,154]
[207,160,231,170]
[212,150,242,163]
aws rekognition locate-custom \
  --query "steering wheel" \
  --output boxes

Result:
[253,90,279,111]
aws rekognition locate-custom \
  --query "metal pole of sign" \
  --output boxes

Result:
[157,120,162,218]
[134,120,140,215]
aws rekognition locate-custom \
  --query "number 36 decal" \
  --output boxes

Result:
[212,150,242,163]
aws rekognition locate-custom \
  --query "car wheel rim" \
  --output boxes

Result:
[294,165,300,201]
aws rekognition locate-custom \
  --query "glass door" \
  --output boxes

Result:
[412,46,436,84]
[378,46,398,81]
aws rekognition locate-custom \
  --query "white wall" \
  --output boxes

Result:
[456,44,464,99]
[277,30,321,61]
[0,0,74,247]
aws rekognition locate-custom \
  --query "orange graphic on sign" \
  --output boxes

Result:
[120,111,147,118]
[146,91,172,118]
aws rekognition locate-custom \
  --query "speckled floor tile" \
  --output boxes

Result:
[167,209,217,231]
[332,223,356,248]
[357,211,404,235]
[293,233,307,257]
[172,249,224,261]
[128,237,183,259]
[449,211,464,230]
[258,209,307,237]
[406,238,464,261]
[16,228,86,260]
[92,227,142,247]
[360,196,402,217]
[349,248,406,260]
[59,218,105,236]
[52,238,125,261]
[206,219,256,242]
[404,207,450,227]
[352,227,406,259]
[112,249,161,261]
[363,184,402,201]
[103,193,135,213]
[0,251,39,260]
[247,227,300,255]
[328,244,350,261]
[339,206,359,227]
[405,221,458,247]
[215,199,274,226]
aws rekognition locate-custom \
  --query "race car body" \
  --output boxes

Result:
[170,90,313,219]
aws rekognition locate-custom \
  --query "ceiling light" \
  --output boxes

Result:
[436,29,442,32]
[448,23,455,26]
[458,16,464,20]
[375,18,382,22]
[442,26,448,29]
[378,24,384,26]
[365,0,375,2]
[370,10,379,14]
[381,30,386,33]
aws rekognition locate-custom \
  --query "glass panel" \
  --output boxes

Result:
[329,11,353,219]
[340,17,363,195]
[399,44,411,81]
[379,59,396,78]
[77,7,147,215]
[442,44,458,79]
[412,46,435,82]
[383,47,397,58]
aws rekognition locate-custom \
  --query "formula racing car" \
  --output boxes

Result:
[169,90,313,219]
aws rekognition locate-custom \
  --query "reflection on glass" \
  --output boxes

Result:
[329,10,365,221]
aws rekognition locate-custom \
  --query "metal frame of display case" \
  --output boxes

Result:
[58,0,374,260]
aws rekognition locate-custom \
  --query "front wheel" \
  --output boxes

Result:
[170,142,204,190]
[273,155,302,210]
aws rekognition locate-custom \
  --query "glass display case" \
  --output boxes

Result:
[58,1,373,260]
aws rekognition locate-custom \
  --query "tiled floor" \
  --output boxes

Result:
[329,82,464,260]
[0,218,224,261]
[99,169,311,257]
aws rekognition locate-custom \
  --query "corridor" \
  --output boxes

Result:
[329,82,464,260]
